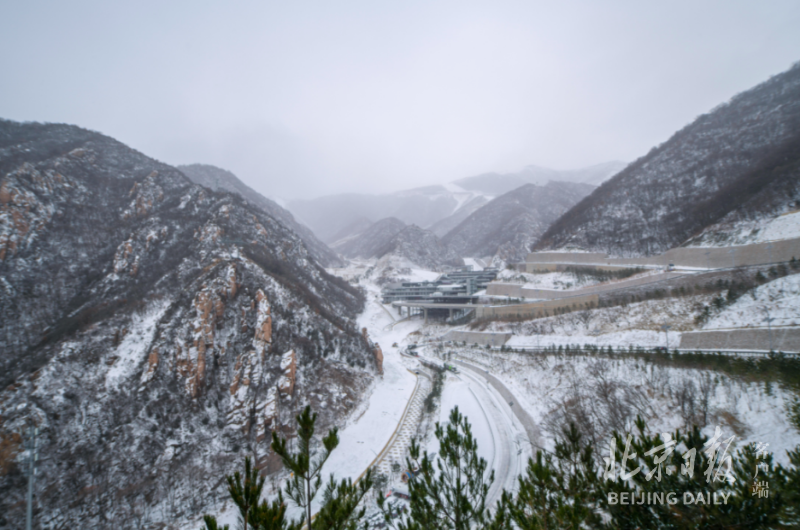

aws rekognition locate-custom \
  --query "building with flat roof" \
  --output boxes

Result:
[381,267,498,304]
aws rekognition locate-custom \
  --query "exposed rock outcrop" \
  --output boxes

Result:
[361,328,384,375]
[0,119,375,527]
[278,349,298,398]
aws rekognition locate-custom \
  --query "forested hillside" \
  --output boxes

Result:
[535,62,800,256]
[0,120,377,526]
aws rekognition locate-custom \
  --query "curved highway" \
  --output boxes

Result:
[434,359,532,507]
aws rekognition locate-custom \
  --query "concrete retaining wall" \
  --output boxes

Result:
[476,293,600,320]
[521,288,563,299]
[487,272,684,300]
[524,252,608,264]
[679,328,800,352]
[486,283,524,297]
[444,331,512,346]
[525,263,638,273]
[526,237,800,270]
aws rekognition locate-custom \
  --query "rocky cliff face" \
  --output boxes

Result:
[332,217,406,258]
[0,120,375,527]
[178,163,344,267]
[535,62,800,257]
[442,182,595,263]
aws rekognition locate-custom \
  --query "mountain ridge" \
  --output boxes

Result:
[0,119,376,526]
[178,163,344,267]
[442,181,596,263]
[534,62,800,257]
[332,216,407,259]
[287,161,624,243]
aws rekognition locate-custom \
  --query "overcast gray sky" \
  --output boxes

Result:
[1,1,799,200]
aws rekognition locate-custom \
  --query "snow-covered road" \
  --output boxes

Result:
[434,363,532,508]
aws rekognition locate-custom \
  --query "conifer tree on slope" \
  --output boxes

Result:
[202,456,296,530]
[203,406,372,530]
[507,417,798,529]
[379,407,509,530]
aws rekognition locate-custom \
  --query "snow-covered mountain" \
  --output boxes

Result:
[0,120,378,526]
[328,216,374,247]
[332,217,407,258]
[374,225,464,270]
[453,161,627,196]
[287,162,624,243]
[535,62,800,257]
[442,182,595,263]
[332,215,461,270]
[427,195,490,237]
[179,163,344,267]
[288,185,477,243]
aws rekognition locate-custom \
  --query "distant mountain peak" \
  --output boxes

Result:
[453,161,626,195]
[441,181,595,263]
[332,217,406,259]
[374,224,464,270]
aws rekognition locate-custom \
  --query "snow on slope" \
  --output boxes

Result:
[442,181,595,263]
[106,299,171,390]
[455,348,800,465]
[0,120,377,527]
[705,273,800,329]
[288,162,621,244]
[289,185,494,243]
[479,294,714,349]
[179,163,343,267]
[759,211,800,242]
[186,264,426,528]
[688,210,800,248]
[332,217,406,258]
[433,369,531,504]
[496,269,604,290]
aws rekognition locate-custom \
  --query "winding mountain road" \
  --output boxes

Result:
[453,360,545,452]
[437,361,533,506]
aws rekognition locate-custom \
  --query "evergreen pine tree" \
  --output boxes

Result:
[270,406,341,528]
[204,406,372,530]
[203,456,296,530]
[599,418,787,529]
[312,471,374,530]
[227,456,263,530]
[380,407,500,530]
[507,417,798,529]
[507,423,601,529]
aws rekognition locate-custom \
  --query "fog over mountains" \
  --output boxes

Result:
[2,53,800,530]
[452,161,627,195]
[178,164,344,268]
[285,161,624,264]
[288,162,624,244]
[2,1,800,527]
[291,62,800,266]
[442,181,596,264]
